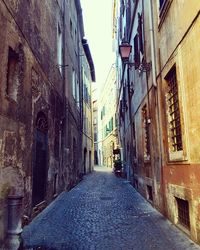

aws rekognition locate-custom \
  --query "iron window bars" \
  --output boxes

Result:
[176,197,190,230]
[166,67,183,152]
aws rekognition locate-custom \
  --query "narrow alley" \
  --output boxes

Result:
[22,167,200,250]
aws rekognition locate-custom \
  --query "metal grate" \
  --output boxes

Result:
[166,67,183,151]
[142,105,150,157]
[176,197,190,229]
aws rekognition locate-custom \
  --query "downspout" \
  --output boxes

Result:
[127,66,134,183]
[76,3,83,180]
[121,64,127,178]
[142,0,155,206]
[148,0,165,213]
[126,1,134,183]
[149,0,157,87]
[62,0,67,190]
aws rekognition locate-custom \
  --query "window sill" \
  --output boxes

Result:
[168,150,187,162]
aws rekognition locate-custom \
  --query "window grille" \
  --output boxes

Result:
[36,112,48,133]
[176,197,190,229]
[166,67,183,151]
[142,105,150,158]
[57,23,62,71]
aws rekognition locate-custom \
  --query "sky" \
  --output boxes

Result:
[81,0,116,97]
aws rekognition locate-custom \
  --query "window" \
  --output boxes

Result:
[72,69,76,99]
[176,197,190,230]
[137,13,144,55]
[72,69,79,107]
[134,34,139,68]
[159,0,171,22]
[165,66,183,152]
[120,0,125,17]
[109,117,113,132]
[74,28,77,43]
[70,19,73,37]
[54,120,60,159]
[57,24,62,72]
[6,47,19,101]
[101,106,105,120]
[94,132,97,142]
[83,71,91,106]
[159,0,170,11]
[142,105,150,159]
[76,77,80,108]
[132,122,136,157]
[126,0,131,37]
[73,138,77,170]
[159,0,166,9]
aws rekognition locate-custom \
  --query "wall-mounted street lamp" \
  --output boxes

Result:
[119,42,151,72]
[119,42,132,62]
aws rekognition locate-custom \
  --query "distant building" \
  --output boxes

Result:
[115,0,200,244]
[0,0,95,246]
[82,39,96,174]
[98,65,119,168]
[92,93,99,165]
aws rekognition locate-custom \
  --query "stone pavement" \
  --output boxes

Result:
[21,166,200,250]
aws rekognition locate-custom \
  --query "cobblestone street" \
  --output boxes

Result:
[22,166,200,250]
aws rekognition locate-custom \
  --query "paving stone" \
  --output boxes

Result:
[22,166,200,250]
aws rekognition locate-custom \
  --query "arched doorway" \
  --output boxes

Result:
[32,112,48,206]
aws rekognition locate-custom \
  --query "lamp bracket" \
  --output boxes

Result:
[139,62,151,72]
[124,61,151,72]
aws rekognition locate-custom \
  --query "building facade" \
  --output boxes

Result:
[92,89,99,166]
[115,0,200,243]
[82,39,95,174]
[0,0,94,246]
[156,0,200,243]
[98,65,119,168]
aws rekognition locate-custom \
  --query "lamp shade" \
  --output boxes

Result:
[119,42,132,61]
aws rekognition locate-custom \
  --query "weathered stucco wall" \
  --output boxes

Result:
[158,0,200,243]
[0,0,64,244]
[0,0,93,246]
[117,0,200,244]
[158,0,200,70]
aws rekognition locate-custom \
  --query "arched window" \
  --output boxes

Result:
[35,111,48,133]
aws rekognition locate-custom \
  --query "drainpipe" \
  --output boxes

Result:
[148,0,157,87]
[127,66,134,183]
[148,0,165,212]
[76,2,84,180]
[62,0,68,191]
[6,195,23,250]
